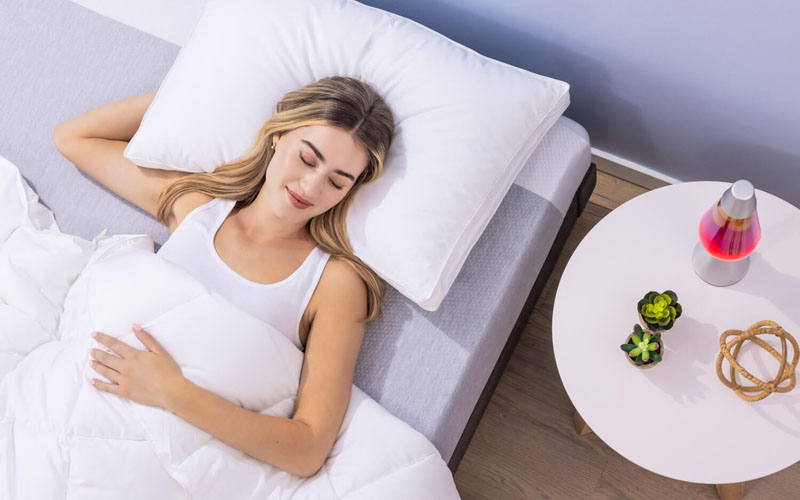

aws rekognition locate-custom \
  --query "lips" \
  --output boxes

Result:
[286,187,312,208]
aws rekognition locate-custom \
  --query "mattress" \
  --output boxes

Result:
[0,0,591,464]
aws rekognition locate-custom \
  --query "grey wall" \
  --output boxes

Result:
[359,0,800,207]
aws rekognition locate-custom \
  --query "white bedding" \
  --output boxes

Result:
[0,154,460,499]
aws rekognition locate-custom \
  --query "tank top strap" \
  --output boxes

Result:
[172,197,224,236]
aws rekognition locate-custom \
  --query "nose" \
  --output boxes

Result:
[298,169,326,200]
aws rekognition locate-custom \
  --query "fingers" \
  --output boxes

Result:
[90,359,120,384]
[132,325,164,354]
[90,348,124,371]
[92,331,136,357]
[91,378,121,396]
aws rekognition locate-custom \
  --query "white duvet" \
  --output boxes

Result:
[0,154,460,499]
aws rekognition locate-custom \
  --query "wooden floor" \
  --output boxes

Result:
[452,171,800,499]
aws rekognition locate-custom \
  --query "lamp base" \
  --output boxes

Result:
[692,241,750,287]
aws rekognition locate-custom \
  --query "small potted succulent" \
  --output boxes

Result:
[638,290,682,332]
[620,324,663,368]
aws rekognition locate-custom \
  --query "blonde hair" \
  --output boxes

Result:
[155,76,395,324]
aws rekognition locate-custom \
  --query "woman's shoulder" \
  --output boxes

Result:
[167,192,216,235]
[319,255,364,285]
[311,256,367,317]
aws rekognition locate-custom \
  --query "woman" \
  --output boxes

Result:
[52,76,395,478]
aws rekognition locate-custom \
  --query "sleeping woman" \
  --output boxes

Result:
[52,76,395,478]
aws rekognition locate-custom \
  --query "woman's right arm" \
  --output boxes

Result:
[53,91,189,223]
[55,91,157,142]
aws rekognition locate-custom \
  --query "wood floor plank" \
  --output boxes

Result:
[590,453,718,500]
[453,170,800,498]
[455,383,607,500]
[590,171,650,211]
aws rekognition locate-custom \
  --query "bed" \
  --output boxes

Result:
[0,0,596,477]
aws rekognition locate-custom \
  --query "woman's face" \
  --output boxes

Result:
[265,125,369,225]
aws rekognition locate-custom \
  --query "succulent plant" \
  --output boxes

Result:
[638,290,682,332]
[621,324,662,365]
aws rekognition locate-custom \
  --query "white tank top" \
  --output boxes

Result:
[156,197,331,351]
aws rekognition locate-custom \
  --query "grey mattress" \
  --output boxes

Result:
[0,0,591,464]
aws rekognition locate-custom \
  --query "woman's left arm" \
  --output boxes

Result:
[89,259,368,479]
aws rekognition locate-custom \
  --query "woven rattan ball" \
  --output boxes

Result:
[716,320,798,402]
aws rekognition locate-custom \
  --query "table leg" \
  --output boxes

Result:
[714,482,745,500]
[572,410,592,436]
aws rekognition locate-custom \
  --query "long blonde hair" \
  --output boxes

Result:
[155,76,395,324]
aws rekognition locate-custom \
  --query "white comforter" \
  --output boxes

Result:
[0,154,460,499]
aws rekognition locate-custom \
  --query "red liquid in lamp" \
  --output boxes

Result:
[698,200,761,261]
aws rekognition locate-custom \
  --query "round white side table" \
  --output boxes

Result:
[552,181,800,500]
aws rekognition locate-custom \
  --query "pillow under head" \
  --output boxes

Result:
[124,0,570,311]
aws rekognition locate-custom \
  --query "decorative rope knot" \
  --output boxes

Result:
[716,320,798,402]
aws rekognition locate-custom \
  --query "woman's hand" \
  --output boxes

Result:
[89,324,185,409]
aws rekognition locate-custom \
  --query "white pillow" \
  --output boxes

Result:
[124,0,570,311]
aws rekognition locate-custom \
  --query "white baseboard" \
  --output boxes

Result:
[591,148,681,190]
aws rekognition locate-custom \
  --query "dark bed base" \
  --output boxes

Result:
[447,162,598,474]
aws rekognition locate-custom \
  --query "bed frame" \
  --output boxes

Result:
[448,162,597,473]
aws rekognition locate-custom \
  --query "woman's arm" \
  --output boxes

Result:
[168,379,319,477]
[54,91,156,142]
[52,91,189,222]
[90,258,368,478]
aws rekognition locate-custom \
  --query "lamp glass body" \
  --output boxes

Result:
[698,200,761,261]
[692,183,761,287]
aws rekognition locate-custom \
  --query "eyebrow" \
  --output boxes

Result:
[300,139,356,181]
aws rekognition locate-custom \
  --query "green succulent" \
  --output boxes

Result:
[620,324,662,365]
[638,290,682,332]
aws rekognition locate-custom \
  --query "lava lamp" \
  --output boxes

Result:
[691,180,761,286]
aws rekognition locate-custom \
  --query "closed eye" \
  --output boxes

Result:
[300,153,343,190]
